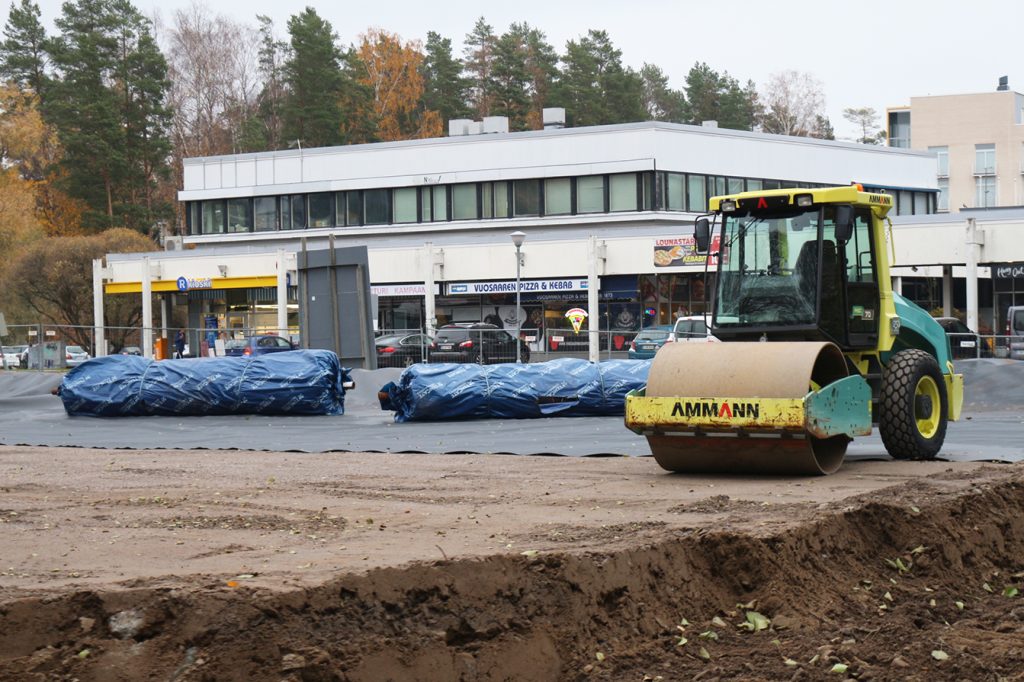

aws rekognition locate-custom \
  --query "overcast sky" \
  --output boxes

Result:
[12,0,1023,140]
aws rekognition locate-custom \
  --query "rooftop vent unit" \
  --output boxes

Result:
[997,75,1009,91]
[543,107,566,130]
[481,116,510,134]
[701,120,719,128]
[448,118,472,136]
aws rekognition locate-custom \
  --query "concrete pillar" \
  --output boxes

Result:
[160,295,169,339]
[92,258,106,357]
[277,249,289,337]
[141,256,153,359]
[966,217,979,335]
[942,265,953,317]
[587,236,602,363]
[423,242,437,337]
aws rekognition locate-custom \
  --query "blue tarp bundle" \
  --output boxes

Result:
[378,358,651,422]
[58,350,351,417]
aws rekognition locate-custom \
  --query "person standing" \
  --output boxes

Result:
[174,329,186,359]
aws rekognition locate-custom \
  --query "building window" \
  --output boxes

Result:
[888,110,911,148]
[479,182,510,218]
[254,197,278,231]
[544,178,571,215]
[665,173,684,211]
[576,175,604,213]
[976,175,997,207]
[227,198,252,233]
[687,175,706,212]
[279,195,307,229]
[341,191,362,226]
[727,177,744,194]
[452,183,477,220]
[431,185,448,222]
[187,202,200,235]
[308,192,333,227]
[913,192,928,215]
[929,146,948,177]
[937,179,949,212]
[393,187,418,223]
[364,189,390,225]
[513,179,541,217]
[608,173,637,212]
[201,200,225,234]
[975,143,995,175]
[642,172,655,210]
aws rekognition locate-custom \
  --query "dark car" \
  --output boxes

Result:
[934,317,988,359]
[224,334,296,357]
[428,323,529,364]
[376,333,432,368]
[627,325,674,360]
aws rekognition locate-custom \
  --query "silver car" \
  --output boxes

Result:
[65,345,92,367]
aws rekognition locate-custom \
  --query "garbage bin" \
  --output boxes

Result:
[154,337,169,360]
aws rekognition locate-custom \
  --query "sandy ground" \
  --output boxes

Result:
[3,445,1024,680]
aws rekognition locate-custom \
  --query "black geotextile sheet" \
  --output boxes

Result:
[378,358,651,422]
[56,350,351,417]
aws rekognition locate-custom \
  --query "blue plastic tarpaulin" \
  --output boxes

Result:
[58,350,352,417]
[378,358,650,422]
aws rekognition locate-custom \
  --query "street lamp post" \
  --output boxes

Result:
[510,231,526,363]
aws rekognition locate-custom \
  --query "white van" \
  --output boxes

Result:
[670,315,720,343]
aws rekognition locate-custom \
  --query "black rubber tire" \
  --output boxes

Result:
[879,349,948,460]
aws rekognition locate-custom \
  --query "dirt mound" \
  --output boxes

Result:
[3,469,1023,680]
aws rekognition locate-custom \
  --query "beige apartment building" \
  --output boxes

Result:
[887,78,1024,211]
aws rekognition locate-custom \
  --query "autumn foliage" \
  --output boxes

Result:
[358,28,441,141]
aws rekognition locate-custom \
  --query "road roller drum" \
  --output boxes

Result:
[626,342,873,475]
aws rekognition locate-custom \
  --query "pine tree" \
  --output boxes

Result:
[640,63,685,122]
[282,7,344,148]
[490,25,531,130]
[554,30,643,127]
[0,0,48,95]
[462,17,496,118]
[421,31,468,127]
[46,0,172,232]
[521,25,558,130]
[681,62,757,131]
[249,14,289,151]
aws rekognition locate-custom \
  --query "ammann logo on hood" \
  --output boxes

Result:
[671,401,760,419]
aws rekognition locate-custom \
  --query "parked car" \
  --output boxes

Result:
[2,345,26,369]
[670,315,719,343]
[65,345,91,367]
[119,346,143,356]
[933,317,988,359]
[627,325,674,360]
[428,323,529,364]
[1007,306,1024,360]
[224,334,296,357]
[375,333,432,368]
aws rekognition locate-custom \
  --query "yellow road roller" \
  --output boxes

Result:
[625,185,963,474]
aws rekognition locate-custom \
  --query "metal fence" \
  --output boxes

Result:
[4,320,1022,370]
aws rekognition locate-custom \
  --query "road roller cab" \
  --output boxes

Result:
[626,185,964,474]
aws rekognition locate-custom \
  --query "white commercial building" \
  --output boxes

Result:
[98,119,948,359]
